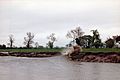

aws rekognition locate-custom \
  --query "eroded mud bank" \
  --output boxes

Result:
[0,52,60,57]
[0,52,120,63]
[69,52,120,63]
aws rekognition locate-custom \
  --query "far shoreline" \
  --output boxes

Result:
[0,50,120,63]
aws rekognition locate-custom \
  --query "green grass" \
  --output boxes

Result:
[0,48,63,52]
[83,48,120,53]
[0,48,120,53]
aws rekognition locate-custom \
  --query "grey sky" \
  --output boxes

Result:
[0,0,120,47]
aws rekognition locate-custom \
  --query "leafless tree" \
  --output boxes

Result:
[34,42,39,48]
[8,34,14,48]
[66,26,84,46]
[24,32,34,48]
[66,26,84,39]
[47,33,57,48]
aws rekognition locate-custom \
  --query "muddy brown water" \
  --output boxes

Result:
[0,56,120,80]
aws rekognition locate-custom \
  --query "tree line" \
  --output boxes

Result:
[0,32,57,49]
[0,26,120,49]
[66,27,120,48]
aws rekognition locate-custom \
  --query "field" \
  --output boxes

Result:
[0,48,63,52]
[83,48,120,53]
[0,48,120,53]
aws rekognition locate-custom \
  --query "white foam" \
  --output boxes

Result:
[61,47,74,55]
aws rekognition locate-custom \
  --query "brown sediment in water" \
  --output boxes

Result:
[0,52,61,57]
[68,52,120,63]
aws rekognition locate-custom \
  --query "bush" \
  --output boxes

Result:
[0,44,6,49]
[105,38,114,48]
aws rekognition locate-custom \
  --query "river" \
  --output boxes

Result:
[0,56,120,80]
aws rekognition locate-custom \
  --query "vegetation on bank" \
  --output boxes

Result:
[0,27,120,51]
[0,48,120,53]
[0,48,63,52]
[83,48,120,53]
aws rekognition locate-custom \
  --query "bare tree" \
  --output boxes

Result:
[8,34,14,48]
[47,33,57,48]
[34,42,39,48]
[24,32,34,48]
[66,27,84,46]
[66,27,84,39]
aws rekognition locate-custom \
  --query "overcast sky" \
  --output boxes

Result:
[0,0,120,47]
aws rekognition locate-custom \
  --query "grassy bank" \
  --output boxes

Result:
[0,48,120,53]
[83,48,120,53]
[0,48,63,52]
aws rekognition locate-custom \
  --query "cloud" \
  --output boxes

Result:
[0,0,120,47]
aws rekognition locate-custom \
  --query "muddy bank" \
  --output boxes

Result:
[69,52,120,63]
[0,52,61,57]
[1,51,120,63]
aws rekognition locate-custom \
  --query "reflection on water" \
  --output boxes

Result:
[0,56,120,80]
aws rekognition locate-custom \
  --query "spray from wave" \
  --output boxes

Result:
[61,44,82,58]
[61,46,74,56]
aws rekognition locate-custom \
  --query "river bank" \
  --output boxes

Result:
[69,52,120,63]
[0,52,61,57]
[0,52,120,63]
